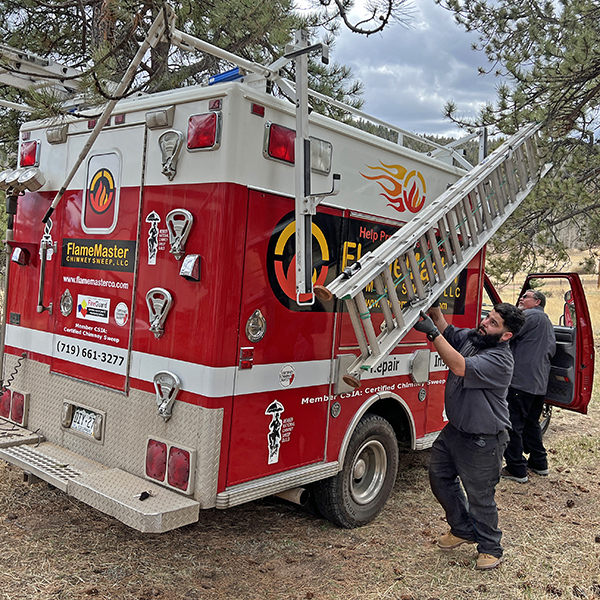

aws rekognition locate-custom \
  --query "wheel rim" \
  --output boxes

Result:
[350,439,387,505]
[539,403,552,434]
[540,404,552,423]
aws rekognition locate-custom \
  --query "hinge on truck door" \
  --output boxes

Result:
[146,288,173,338]
[153,371,181,421]
[158,130,184,181]
[166,209,193,260]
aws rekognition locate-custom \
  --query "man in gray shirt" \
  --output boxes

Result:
[502,290,556,483]
[414,303,525,570]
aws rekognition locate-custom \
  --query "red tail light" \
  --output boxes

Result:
[10,392,25,425]
[145,438,195,494]
[0,389,29,426]
[187,112,221,150]
[266,123,295,164]
[168,447,191,491]
[19,140,39,167]
[146,439,167,481]
[0,390,10,418]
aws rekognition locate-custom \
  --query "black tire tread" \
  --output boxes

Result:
[313,413,398,528]
[540,403,552,436]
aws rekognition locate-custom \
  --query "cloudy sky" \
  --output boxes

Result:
[321,0,502,137]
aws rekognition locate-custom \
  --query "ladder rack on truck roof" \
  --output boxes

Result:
[0,4,487,305]
[0,43,87,113]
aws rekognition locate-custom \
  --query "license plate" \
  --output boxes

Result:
[70,406,98,436]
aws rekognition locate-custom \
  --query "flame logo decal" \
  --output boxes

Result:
[88,168,115,215]
[361,162,427,214]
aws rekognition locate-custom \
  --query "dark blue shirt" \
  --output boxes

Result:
[510,306,556,395]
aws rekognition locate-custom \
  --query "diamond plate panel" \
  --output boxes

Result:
[3,355,223,509]
[0,441,106,491]
[216,461,339,509]
[68,469,200,533]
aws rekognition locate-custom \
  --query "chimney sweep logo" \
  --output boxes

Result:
[267,212,335,311]
[360,162,427,215]
[88,169,116,214]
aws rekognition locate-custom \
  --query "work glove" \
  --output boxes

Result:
[413,311,441,341]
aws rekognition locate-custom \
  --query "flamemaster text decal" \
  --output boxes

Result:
[62,239,136,273]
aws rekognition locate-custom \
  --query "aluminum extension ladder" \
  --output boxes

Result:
[315,122,552,387]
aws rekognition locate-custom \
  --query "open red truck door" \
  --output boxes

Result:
[484,272,594,415]
[519,273,594,414]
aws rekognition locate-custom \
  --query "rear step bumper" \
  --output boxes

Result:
[0,419,199,533]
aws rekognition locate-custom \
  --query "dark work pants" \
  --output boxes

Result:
[504,387,548,478]
[429,423,509,558]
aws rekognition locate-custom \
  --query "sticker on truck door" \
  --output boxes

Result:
[61,239,136,273]
[266,400,285,464]
[77,294,110,324]
[82,152,121,234]
[360,162,427,217]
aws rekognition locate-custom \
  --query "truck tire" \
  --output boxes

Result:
[313,413,399,528]
[540,403,552,436]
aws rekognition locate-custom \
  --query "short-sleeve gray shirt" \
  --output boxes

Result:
[443,325,514,435]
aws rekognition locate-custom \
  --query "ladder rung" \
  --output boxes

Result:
[504,158,519,202]
[454,202,471,248]
[398,257,417,302]
[346,299,370,358]
[515,146,529,187]
[534,132,544,165]
[355,292,381,357]
[469,191,484,235]
[445,209,464,264]
[495,165,510,209]
[477,183,493,230]
[426,228,447,282]
[491,169,506,216]
[373,274,395,333]
[382,269,405,327]
[436,218,453,266]
[525,137,539,176]
[406,250,426,298]
[484,180,499,219]
[461,195,479,246]
[419,235,437,285]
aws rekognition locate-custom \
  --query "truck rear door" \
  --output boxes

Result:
[519,273,594,414]
[228,192,343,485]
[49,126,145,391]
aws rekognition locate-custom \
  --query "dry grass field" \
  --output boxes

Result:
[496,250,600,334]
[0,253,599,599]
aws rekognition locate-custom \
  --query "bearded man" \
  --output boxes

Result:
[413,303,525,571]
